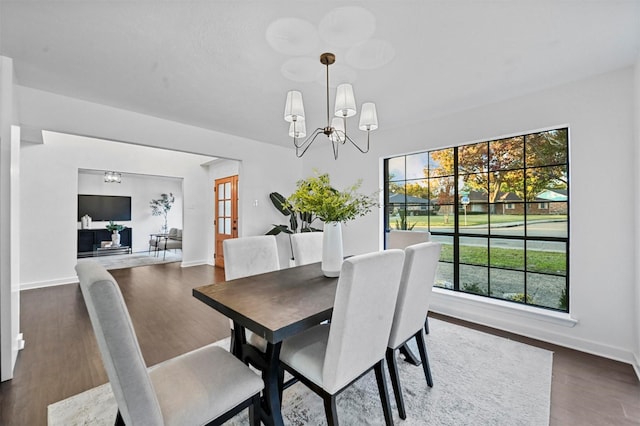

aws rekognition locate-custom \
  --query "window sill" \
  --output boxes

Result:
[431,287,578,328]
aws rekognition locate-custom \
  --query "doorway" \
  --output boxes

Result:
[214,175,238,268]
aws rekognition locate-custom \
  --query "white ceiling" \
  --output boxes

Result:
[1,1,639,148]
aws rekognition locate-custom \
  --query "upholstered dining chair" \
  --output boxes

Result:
[279,249,405,426]
[386,230,432,334]
[291,232,323,266]
[223,235,280,280]
[386,241,441,420]
[76,261,263,426]
[223,235,280,352]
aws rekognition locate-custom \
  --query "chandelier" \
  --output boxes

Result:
[104,171,122,183]
[284,52,378,159]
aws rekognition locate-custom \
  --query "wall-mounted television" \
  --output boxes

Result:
[78,195,132,221]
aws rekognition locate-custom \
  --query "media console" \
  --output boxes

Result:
[78,228,132,258]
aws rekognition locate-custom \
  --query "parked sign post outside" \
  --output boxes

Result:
[461,195,470,226]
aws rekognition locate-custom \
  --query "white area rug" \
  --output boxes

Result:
[48,319,552,425]
[77,250,182,270]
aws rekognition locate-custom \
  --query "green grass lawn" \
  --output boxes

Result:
[398,214,567,228]
[440,244,566,275]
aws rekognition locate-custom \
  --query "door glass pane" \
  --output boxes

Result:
[218,183,225,200]
[218,201,224,218]
[224,218,232,235]
[218,220,224,234]
[225,182,231,199]
[225,200,232,216]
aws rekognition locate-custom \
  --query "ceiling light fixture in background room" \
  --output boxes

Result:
[284,52,378,160]
[104,171,122,183]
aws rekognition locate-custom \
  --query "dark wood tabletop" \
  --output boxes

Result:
[193,262,339,344]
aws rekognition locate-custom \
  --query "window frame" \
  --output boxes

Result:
[384,128,570,312]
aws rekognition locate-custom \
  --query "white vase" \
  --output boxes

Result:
[111,231,121,247]
[322,221,343,277]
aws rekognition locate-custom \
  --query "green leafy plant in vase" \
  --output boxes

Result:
[287,171,378,276]
[105,221,126,247]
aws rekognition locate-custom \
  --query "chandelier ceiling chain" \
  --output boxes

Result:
[284,52,378,160]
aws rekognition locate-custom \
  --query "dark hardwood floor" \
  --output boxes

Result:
[0,262,638,425]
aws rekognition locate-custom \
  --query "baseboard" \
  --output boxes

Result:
[633,352,640,381]
[430,290,636,367]
[20,276,78,291]
[180,259,208,267]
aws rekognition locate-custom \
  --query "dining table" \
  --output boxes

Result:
[193,261,339,426]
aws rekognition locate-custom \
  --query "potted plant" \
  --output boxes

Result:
[287,171,378,276]
[150,193,175,234]
[267,192,321,263]
[106,221,126,246]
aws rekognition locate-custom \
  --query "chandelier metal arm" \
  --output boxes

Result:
[294,127,325,158]
[336,129,371,154]
[285,52,376,159]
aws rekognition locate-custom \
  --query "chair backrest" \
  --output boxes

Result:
[291,232,323,266]
[386,230,430,249]
[223,235,280,280]
[75,261,163,426]
[322,249,405,394]
[388,242,442,349]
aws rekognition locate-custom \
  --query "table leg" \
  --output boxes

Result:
[231,321,247,359]
[231,324,284,426]
[260,342,284,426]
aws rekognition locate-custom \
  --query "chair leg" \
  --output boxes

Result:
[229,329,235,354]
[386,348,406,420]
[114,410,125,426]
[399,343,421,366]
[424,315,430,334]
[415,330,433,387]
[374,360,394,426]
[323,394,339,426]
[248,394,261,426]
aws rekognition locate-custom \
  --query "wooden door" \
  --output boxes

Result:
[214,175,238,268]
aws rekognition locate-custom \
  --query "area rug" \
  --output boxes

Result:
[77,251,182,270]
[48,319,552,425]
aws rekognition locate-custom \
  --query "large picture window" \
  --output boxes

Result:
[384,128,569,312]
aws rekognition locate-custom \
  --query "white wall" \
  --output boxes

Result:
[305,66,638,367]
[78,170,184,252]
[20,133,213,288]
[634,57,640,378]
[0,56,21,380]
[16,86,303,286]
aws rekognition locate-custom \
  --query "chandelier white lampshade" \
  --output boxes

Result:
[284,52,377,159]
[334,83,357,118]
[358,102,378,131]
[329,117,345,143]
[284,90,305,122]
[289,120,307,138]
